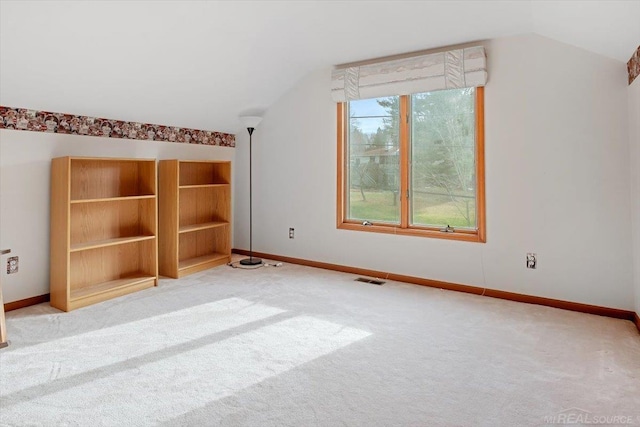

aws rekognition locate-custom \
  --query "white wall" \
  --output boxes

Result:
[234,34,635,310]
[629,78,640,314]
[0,130,234,303]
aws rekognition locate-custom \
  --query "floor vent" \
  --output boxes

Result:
[355,277,385,285]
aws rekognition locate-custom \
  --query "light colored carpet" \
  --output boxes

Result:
[1,256,639,426]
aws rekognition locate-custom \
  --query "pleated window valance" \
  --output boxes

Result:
[331,46,487,102]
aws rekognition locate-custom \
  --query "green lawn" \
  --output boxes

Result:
[348,189,475,228]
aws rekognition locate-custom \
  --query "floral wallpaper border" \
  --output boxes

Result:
[628,45,640,85]
[0,106,235,147]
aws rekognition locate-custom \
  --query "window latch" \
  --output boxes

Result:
[440,225,455,233]
[362,220,373,226]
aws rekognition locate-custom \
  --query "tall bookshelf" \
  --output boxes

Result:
[50,157,158,312]
[158,160,231,278]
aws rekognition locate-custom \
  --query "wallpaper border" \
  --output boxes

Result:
[0,106,235,147]
[628,45,639,85]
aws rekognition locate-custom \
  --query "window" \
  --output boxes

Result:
[337,87,485,242]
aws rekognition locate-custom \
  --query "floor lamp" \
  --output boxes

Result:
[239,115,263,266]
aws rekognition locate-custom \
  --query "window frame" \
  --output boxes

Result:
[336,87,486,243]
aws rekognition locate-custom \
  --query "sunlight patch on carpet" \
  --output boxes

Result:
[0,298,285,397]
[0,316,371,425]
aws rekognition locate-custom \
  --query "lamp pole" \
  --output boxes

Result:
[239,116,263,266]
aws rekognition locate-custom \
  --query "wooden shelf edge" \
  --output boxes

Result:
[178,222,228,234]
[70,195,156,204]
[178,257,230,278]
[70,274,156,303]
[179,184,229,189]
[178,253,228,269]
[176,160,231,164]
[178,253,229,276]
[68,157,156,162]
[70,235,156,252]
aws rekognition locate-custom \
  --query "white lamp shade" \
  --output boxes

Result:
[239,116,262,129]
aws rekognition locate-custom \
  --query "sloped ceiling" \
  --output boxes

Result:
[1,1,638,134]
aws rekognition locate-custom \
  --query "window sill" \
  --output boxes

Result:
[337,222,486,243]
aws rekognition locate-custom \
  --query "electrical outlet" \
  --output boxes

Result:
[7,256,18,274]
[289,228,295,239]
[526,253,536,269]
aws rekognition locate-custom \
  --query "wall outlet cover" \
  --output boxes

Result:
[526,253,537,269]
[7,256,18,274]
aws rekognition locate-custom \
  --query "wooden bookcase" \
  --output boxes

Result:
[50,157,158,311]
[158,160,231,278]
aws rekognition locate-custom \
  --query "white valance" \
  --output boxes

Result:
[331,46,487,102]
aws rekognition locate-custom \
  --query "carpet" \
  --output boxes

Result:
[1,257,639,426]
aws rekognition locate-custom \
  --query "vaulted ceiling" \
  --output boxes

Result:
[1,1,638,134]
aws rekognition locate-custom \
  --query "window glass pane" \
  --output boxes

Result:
[410,88,476,229]
[347,96,400,224]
